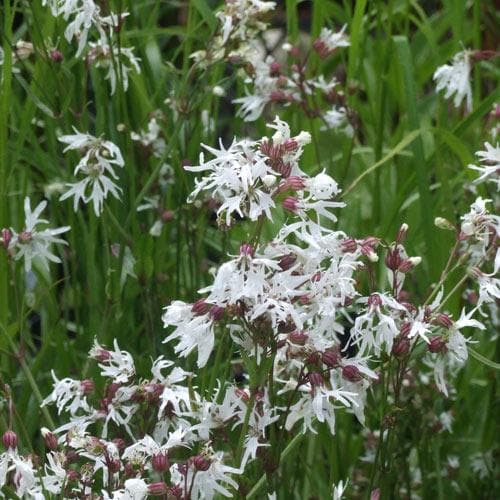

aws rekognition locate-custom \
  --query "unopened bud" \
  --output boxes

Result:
[289,331,309,345]
[396,223,409,243]
[269,61,281,75]
[161,210,174,222]
[80,379,94,394]
[391,338,410,357]
[279,253,297,271]
[282,196,300,213]
[433,313,454,329]
[2,430,18,450]
[50,49,64,62]
[397,257,421,273]
[108,458,121,473]
[1,228,12,249]
[400,322,411,338]
[152,452,170,472]
[192,455,211,471]
[385,248,401,271]
[342,365,363,382]
[341,238,357,253]
[367,293,382,308]
[322,348,341,368]
[209,305,225,321]
[41,428,58,450]
[149,482,169,496]
[239,243,254,257]
[191,299,211,315]
[428,336,448,354]
[308,371,324,387]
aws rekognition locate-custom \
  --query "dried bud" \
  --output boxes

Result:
[289,330,309,345]
[149,482,169,496]
[428,336,448,354]
[2,430,18,450]
[192,455,211,471]
[279,253,297,271]
[209,305,225,321]
[191,299,211,316]
[342,365,363,382]
[152,452,170,472]
[41,428,58,450]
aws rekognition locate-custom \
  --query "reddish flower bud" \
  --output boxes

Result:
[279,253,297,271]
[396,223,409,244]
[341,238,357,253]
[269,61,281,75]
[342,365,363,382]
[2,430,18,450]
[371,488,381,500]
[308,371,324,387]
[50,49,64,62]
[282,196,300,213]
[322,347,341,368]
[279,176,306,193]
[289,331,309,345]
[367,293,382,308]
[433,313,454,329]
[235,388,250,401]
[283,139,298,152]
[149,482,169,496]
[152,452,170,472]
[239,243,254,257]
[168,485,183,498]
[311,271,322,283]
[192,455,211,471]
[385,248,401,271]
[1,228,12,249]
[391,338,410,357]
[108,458,121,473]
[428,336,448,354]
[161,209,174,222]
[270,90,287,102]
[191,299,211,316]
[209,305,225,321]
[80,379,95,394]
[67,469,80,481]
[18,230,33,243]
[289,46,300,58]
[93,348,111,362]
[112,438,126,451]
[400,322,411,338]
[41,428,58,450]
[106,383,121,400]
[124,462,136,477]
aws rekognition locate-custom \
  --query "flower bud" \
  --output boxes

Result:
[385,248,401,271]
[428,336,448,354]
[289,331,309,345]
[80,379,95,394]
[149,482,169,496]
[192,455,211,471]
[342,365,363,382]
[269,61,281,75]
[367,293,382,308]
[282,196,300,213]
[50,49,64,62]
[341,238,357,253]
[161,210,174,222]
[2,430,18,450]
[396,223,409,243]
[391,338,410,357]
[152,452,170,472]
[1,228,12,249]
[400,322,411,338]
[278,253,297,271]
[308,371,324,387]
[262,174,277,188]
[209,305,225,321]
[67,469,80,481]
[41,428,58,450]
[191,299,211,316]
[398,257,421,273]
[108,458,121,473]
[433,313,454,329]
[322,348,341,368]
[112,438,126,451]
[239,243,254,257]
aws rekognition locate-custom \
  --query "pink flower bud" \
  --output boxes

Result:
[192,455,211,471]
[270,90,287,102]
[108,458,121,473]
[93,348,111,362]
[367,293,382,308]
[371,488,381,500]
[400,322,411,338]
[269,61,281,75]
[385,248,401,271]
[308,371,324,387]
[148,482,169,496]
[289,331,309,345]
[41,428,58,450]
[433,313,454,329]
[1,228,12,249]
[391,338,410,357]
[239,243,254,257]
[50,49,64,62]
[342,365,363,382]
[152,452,170,472]
[397,257,421,273]
[428,336,447,353]
[322,348,341,368]
[283,139,298,152]
[80,379,94,394]
[18,230,33,243]
[67,469,80,481]
[161,210,174,222]
[112,438,126,451]
[396,223,408,243]
[209,305,225,321]
[341,238,357,253]
[191,299,211,316]
[2,430,18,450]
[282,196,300,213]
[169,485,183,498]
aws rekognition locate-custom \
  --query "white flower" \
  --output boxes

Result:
[306,171,340,200]
[59,128,124,216]
[314,26,350,57]
[433,50,472,111]
[42,370,91,415]
[88,40,141,94]
[9,197,70,272]
[131,118,166,158]
[89,339,135,383]
[332,479,348,500]
[469,142,500,190]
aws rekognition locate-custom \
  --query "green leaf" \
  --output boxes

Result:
[192,0,217,31]
[468,347,500,370]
